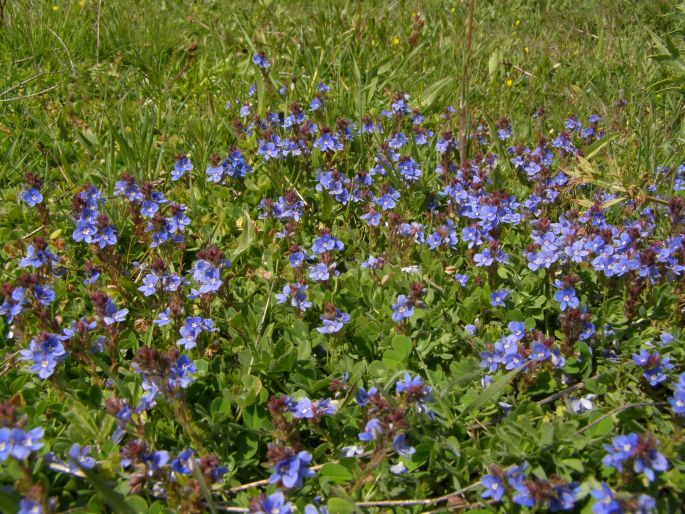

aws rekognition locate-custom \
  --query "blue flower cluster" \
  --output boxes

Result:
[176,316,216,349]
[270,450,315,488]
[71,186,117,248]
[481,462,580,511]
[602,433,668,482]
[669,373,685,416]
[479,321,566,379]
[632,349,673,386]
[205,150,252,183]
[276,283,313,311]
[19,332,68,379]
[46,443,97,477]
[114,174,190,247]
[590,482,655,514]
[0,427,44,461]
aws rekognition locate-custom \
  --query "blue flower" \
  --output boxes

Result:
[311,233,344,254]
[309,97,322,111]
[19,334,67,379]
[67,443,96,471]
[34,284,55,306]
[250,491,293,514]
[11,427,44,460]
[287,397,314,419]
[396,372,433,407]
[568,394,596,413]
[480,474,504,502]
[304,505,328,514]
[72,220,97,243]
[153,308,171,326]
[102,300,128,325]
[171,156,193,181]
[508,321,526,340]
[387,132,408,149]
[360,210,380,226]
[252,52,271,69]
[288,250,306,268]
[454,273,469,287]
[392,434,416,456]
[632,350,673,386]
[140,200,159,218]
[513,486,535,508]
[316,308,349,334]
[138,273,159,296]
[176,316,216,349]
[390,461,408,475]
[358,418,382,441]
[549,482,580,511]
[308,263,330,281]
[633,447,668,482]
[354,386,378,406]
[340,445,365,458]
[22,188,43,207]
[602,433,638,471]
[553,288,579,311]
[137,450,169,475]
[19,244,59,270]
[396,372,424,394]
[391,295,414,322]
[479,351,500,373]
[314,131,343,153]
[669,376,685,415]
[530,342,551,361]
[314,398,337,416]
[590,483,621,514]
[504,352,524,370]
[269,451,315,489]
[398,157,421,182]
[0,428,12,461]
[275,283,312,312]
[189,259,223,295]
[490,289,509,307]
[171,448,194,475]
[505,462,528,490]
[169,355,197,389]
[18,498,43,514]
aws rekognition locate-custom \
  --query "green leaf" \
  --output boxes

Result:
[231,210,256,260]
[418,77,453,111]
[82,468,137,514]
[125,496,149,512]
[0,490,19,514]
[319,463,354,484]
[488,50,501,78]
[463,364,526,414]
[326,497,357,514]
[584,415,615,438]
[391,335,412,360]
[584,133,618,160]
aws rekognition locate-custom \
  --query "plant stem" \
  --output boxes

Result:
[459,0,476,163]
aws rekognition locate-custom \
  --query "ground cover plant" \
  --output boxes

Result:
[1,0,685,512]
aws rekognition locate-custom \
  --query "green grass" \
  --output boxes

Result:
[1,0,682,199]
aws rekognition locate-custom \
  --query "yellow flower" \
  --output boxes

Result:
[392,36,400,46]
[506,79,513,88]
[52,5,59,10]
[524,47,529,54]
[515,19,521,27]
